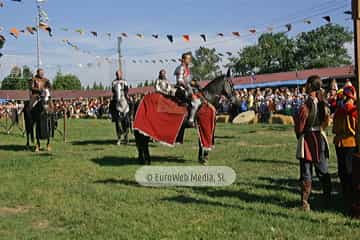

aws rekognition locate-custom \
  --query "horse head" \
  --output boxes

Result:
[202,68,236,107]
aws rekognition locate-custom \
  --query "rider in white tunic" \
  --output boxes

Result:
[174,52,201,127]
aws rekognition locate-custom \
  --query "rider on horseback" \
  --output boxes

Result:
[174,52,201,127]
[111,70,130,145]
[155,69,176,96]
[29,69,51,108]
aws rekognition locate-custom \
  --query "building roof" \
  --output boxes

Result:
[0,66,354,100]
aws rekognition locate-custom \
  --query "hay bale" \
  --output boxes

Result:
[216,115,230,123]
[232,111,256,124]
[270,114,294,125]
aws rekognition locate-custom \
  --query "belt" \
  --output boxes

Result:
[305,127,321,132]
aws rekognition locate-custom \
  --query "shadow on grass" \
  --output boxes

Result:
[242,158,297,166]
[72,139,135,146]
[215,135,236,140]
[0,144,28,152]
[91,155,187,166]
[94,178,140,187]
[191,187,299,208]
[162,194,321,224]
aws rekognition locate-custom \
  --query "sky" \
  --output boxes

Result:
[0,0,353,87]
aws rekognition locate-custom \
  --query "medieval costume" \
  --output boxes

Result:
[174,58,201,126]
[110,76,130,145]
[333,85,358,211]
[29,74,51,108]
[294,76,331,211]
[155,78,174,96]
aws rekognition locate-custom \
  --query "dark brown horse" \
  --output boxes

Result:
[134,69,236,165]
[24,96,54,152]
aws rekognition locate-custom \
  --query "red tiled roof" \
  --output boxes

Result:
[0,66,354,100]
[231,66,354,86]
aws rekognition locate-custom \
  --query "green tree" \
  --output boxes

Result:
[295,24,353,69]
[228,24,352,76]
[192,47,221,80]
[228,45,264,76]
[53,71,82,90]
[1,65,31,90]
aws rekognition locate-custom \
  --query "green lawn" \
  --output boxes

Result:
[0,119,360,239]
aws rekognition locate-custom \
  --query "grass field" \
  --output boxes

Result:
[1,119,360,239]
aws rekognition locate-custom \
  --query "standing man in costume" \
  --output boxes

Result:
[110,70,130,145]
[333,84,358,212]
[294,75,331,211]
[174,52,201,127]
[155,69,175,96]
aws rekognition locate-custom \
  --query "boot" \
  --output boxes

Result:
[301,180,312,211]
[321,173,332,203]
[343,174,353,213]
[188,98,201,125]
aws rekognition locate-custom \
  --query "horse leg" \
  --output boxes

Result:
[144,138,151,165]
[134,130,145,164]
[35,122,40,152]
[46,137,51,152]
[198,141,208,165]
[115,120,121,145]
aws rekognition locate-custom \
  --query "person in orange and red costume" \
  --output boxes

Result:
[333,85,358,213]
[294,75,331,211]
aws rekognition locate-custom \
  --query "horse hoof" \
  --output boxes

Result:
[34,145,40,152]
[47,144,52,152]
[116,140,121,146]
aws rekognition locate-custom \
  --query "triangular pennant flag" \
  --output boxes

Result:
[304,19,312,24]
[136,33,144,38]
[132,60,137,63]
[106,32,111,39]
[171,59,177,63]
[217,33,224,37]
[226,52,232,56]
[0,35,6,49]
[167,35,174,43]
[344,11,352,15]
[9,28,20,39]
[200,34,207,42]
[152,34,159,39]
[232,32,240,37]
[165,59,169,62]
[218,53,224,57]
[75,29,84,35]
[182,35,190,42]
[90,31,98,37]
[152,60,156,64]
[285,24,292,32]
[145,60,149,63]
[159,60,164,63]
[322,16,331,23]
[121,32,128,37]
[26,26,36,35]
[61,28,69,31]
[39,22,52,36]
[249,29,256,34]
